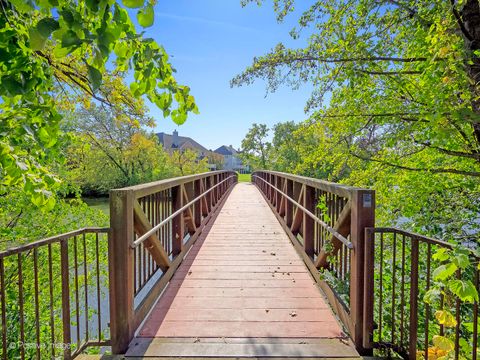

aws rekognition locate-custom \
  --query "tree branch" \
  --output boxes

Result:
[287,55,430,64]
[450,0,474,41]
[354,68,421,75]
[412,138,480,160]
[349,150,480,176]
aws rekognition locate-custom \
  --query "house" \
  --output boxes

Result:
[156,130,209,156]
[214,145,249,173]
[156,130,216,170]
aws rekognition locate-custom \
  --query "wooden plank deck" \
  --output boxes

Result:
[127,183,360,358]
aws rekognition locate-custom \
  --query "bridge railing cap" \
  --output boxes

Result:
[111,171,236,198]
[252,170,373,198]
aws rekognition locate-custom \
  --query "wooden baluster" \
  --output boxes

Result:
[286,179,294,227]
[206,176,212,213]
[194,179,202,227]
[274,175,279,209]
[171,185,184,256]
[109,189,135,354]
[303,185,315,259]
[268,173,272,201]
[350,189,375,355]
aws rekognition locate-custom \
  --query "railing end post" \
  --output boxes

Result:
[350,189,375,355]
[109,189,135,354]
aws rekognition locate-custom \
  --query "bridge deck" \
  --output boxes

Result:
[126,183,359,358]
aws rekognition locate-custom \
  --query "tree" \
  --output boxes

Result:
[234,0,480,243]
[269,121,301,172]
[64,105,175,194]
[0,0,198,206]
[233,0,480,177]
[168,150,209,176]
[207,152,225,170]
[241,123,271,169]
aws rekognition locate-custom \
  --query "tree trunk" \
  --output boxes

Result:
[461,0,480,147]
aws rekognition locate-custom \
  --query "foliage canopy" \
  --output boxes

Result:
[0,0,198,207]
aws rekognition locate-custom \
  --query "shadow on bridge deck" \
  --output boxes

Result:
[125,183,360,358]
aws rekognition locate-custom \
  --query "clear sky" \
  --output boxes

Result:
[135,0,314,150]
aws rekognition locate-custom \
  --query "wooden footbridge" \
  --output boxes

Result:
[1,171,479,360]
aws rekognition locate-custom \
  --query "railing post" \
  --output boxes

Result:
[350,189,375,355]
[172,185,184,256]
[286,179,294,227]
[363,227,375,351]
[274,175,279,208]
[194,179,202,227]
[303,185,315,259]
[206,176,212,212]
[409,237,419,358]
[60,240,72,359]
[109,189,135,354]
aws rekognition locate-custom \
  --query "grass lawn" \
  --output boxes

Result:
[237,173,252,182]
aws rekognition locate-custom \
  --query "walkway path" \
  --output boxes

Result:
[126,183,359,358]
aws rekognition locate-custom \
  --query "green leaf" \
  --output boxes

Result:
[122,0,144,8]
[9,0,34,12]
[87,65,102,92]
[114,41,129,58]
[433,263,458,281]
[59,10,75,27]
[448,279,479,303]
[29,29,47,51]
[453,253,470,269]
[61,30,82,48]
[85,0,99,12]
[432,248,449,262]
[137,4,154,28]
[36,17,59,38]
[171,110,187,125]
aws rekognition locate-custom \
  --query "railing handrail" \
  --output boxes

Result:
[366,226,454,249]
[0,227,110,258]
[252,174,353,249]
[255,170,368,198]
[113,170,230,198]
[132,174,237,247]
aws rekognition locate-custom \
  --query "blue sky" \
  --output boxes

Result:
[135,1,314,150]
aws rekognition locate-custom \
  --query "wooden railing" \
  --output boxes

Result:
[109,170,237,353]
[0,228,110,360]
[363,228,480,360]
[252,170,375,354]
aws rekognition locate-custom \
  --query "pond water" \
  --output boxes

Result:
[83,197,110,216]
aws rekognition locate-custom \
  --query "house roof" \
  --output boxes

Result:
[156,132,209,154]
[214,145,238,156]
